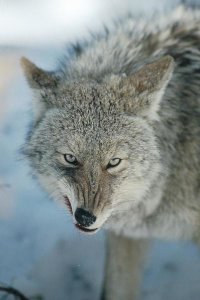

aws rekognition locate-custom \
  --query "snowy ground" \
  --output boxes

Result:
[1,1,200,300]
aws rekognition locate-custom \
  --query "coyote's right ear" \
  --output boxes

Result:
[21,57,58,123]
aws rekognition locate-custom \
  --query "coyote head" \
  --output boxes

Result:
[21,56,174,234]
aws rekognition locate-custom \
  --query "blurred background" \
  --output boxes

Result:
[1,0,200,299]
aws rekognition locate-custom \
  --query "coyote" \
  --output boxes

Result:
[21,6,200,300]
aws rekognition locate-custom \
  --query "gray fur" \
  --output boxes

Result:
[22,5,200,241]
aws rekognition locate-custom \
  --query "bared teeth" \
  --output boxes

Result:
[75,223,98,233]
[64,196,73,215]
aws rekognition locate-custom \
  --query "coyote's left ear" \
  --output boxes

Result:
[118,56,174,120]
[21,57,59,123]
[21,57,58,89]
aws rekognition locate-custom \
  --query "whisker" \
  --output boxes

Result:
[112,199,134,208]
[110,209,129,216]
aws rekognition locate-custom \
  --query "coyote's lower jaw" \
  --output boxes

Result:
[75,223,99,234]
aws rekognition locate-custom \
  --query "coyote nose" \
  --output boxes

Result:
[75,208,96,227]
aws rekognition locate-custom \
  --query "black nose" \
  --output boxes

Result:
[75,208,96,227]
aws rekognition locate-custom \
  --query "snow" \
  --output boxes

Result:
[0,1,200,299]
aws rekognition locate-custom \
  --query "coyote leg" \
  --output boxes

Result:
[101,232,149,300]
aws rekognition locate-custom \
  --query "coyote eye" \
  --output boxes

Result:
[107,158,121,169]
[64,154,78,165]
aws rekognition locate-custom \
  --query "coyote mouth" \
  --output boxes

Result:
[64,196,73,215]
[75,223,98,234]
[64,196,98,233]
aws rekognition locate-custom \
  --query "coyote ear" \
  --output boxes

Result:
[21,57,58,123]
[21,57,58,89]
[120,56,174,120]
